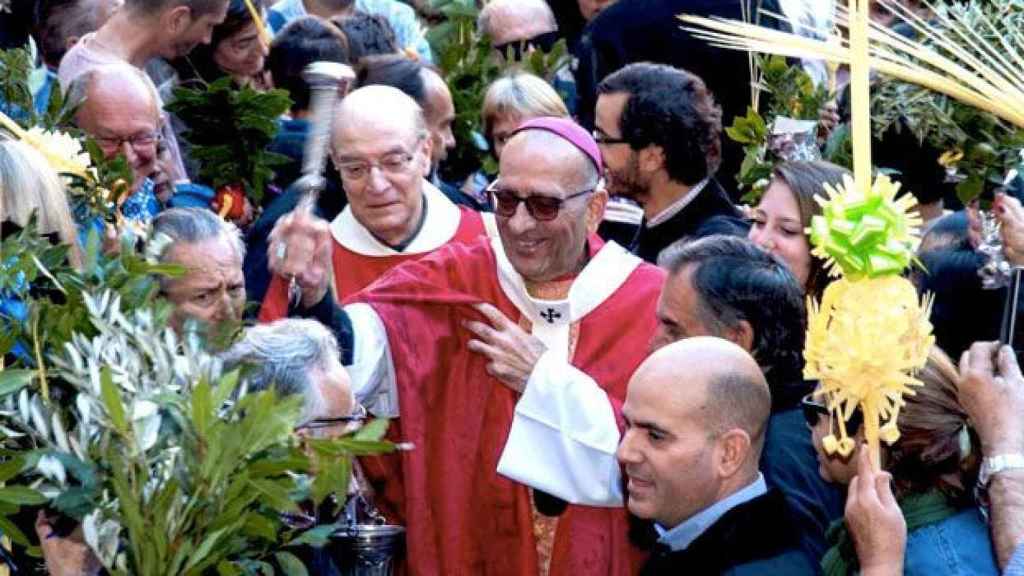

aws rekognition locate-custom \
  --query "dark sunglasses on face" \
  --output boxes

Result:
[493,30,562,61]
[488,184,595,221]
[801,393,863,435]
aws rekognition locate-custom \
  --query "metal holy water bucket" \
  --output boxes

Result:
[329,524,406,576]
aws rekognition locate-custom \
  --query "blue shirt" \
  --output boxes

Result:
[32,68,58,116]
[268,0,433,62]
[75,178,163,247]
[655,473,768,552]
[903,507,999,576]
[1007,543,1024,576]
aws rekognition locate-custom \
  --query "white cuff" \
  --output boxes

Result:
[496,350,624,506]
[344,303,399,418]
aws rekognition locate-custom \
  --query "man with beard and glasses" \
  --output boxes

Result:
[57,0,230,185]
[594,63,743,263]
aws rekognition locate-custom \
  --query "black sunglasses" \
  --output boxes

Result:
[489,186,595,221]
[801,394,862,434]
[494,31,561,61]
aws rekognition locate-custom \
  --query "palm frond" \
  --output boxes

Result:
[680,0,1024,129]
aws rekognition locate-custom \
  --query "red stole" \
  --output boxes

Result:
[258,207,486,322]
[351,236,665,576]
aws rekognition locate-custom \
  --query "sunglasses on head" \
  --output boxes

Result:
[801,393,862,435]
[494,31,562,61]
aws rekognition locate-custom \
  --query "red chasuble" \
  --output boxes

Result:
[258,188,487,322]
[350,235,665,576]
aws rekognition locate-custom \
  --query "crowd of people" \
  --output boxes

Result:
[3,0,1024,574]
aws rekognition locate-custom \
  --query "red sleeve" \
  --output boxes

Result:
[258,274,290,323]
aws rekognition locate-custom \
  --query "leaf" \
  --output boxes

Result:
[52,486,98,520]
[100,367,128,435]
[274,551,309,576]
[249,479,299,513]
[287,522,339,549]
[241,512,278,542]
[0,456,25,482]
[0,369,33,398]
[354,418,389,442]
[192,378,213,438]
[0,485,47,505]
[957,174,985,205]
[213,369,240,409]
[217,561,244,576]
[310,451,350,507]
[184,526,230,572]
[0,514,30,547]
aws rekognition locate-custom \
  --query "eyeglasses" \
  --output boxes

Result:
[494,30,562,62]
[336,148,418,181]
[293,413,367,433]
[94,131,161,151]
[801,393,863,434]
[591,129,628,146]
[487,182,597,221]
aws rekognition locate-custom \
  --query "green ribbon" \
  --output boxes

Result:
[809,187,915,279]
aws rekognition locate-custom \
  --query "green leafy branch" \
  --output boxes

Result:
[725,55,842,203]
[166,77,292,205]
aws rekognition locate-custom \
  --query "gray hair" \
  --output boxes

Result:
[220,319,340,422]
[477,0,556,39]
[150,207,245,289]
[151,207,244,258]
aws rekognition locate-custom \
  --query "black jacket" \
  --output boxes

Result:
[630,178,742,263]
[640,490,817,576]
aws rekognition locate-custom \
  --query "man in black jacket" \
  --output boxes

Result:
[593,63,742,263]
[620,337,815,574]
[574,0,786,196]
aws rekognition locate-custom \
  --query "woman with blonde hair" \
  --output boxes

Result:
[0,139,83,268]
[481,71,569,159]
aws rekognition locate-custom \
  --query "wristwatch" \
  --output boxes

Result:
[979,454,1024,487]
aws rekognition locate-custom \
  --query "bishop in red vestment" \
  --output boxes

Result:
[272,117,664,575]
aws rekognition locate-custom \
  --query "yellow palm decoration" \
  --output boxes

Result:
[682,0,941,466]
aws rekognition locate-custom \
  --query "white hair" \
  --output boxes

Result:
[220,319,340,422]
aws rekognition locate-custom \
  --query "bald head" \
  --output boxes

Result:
[332,85,427,154]
[635,337,770,450]
[618,336,771,527]
[502,129,599,191]
[74,63,159,122]
[478,0,557,46]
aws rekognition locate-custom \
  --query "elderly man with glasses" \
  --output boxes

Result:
[258,85,489,327]
[69,63,165,225]
[267,115,666,575]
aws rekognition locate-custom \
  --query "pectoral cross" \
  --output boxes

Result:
[539,308,562,324]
